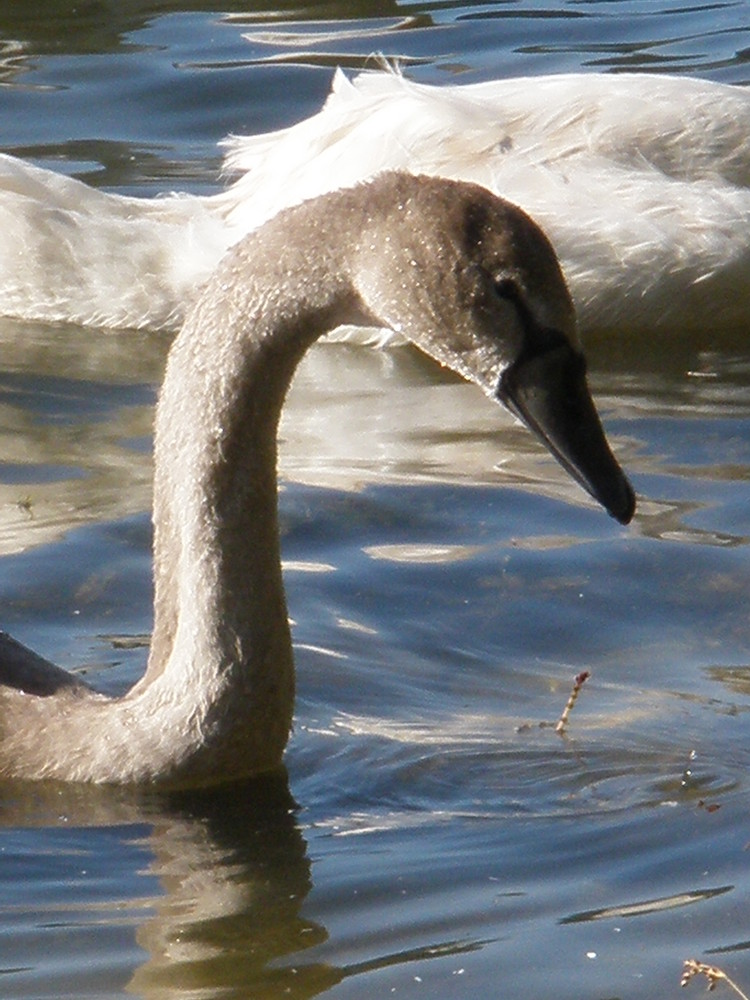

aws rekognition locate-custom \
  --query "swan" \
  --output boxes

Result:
[0,69,748,334]
[0,173,634,786]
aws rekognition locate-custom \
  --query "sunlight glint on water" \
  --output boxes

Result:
[0,3,749,999]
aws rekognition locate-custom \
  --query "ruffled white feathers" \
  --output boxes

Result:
[1,68,749,335]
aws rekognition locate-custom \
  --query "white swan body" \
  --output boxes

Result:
[0,154,228,330]
[0,174,633,786]
[1,70,748,334]
[221,70,750,339]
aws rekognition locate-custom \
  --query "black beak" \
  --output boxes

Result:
[497,341,635,525]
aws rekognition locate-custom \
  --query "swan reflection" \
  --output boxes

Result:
[0,775,483,999]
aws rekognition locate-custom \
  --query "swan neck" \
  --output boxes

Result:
[137,207,372,779]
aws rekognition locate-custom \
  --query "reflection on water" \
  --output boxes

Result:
[1,2,750,999]
[1,309,750,997]
[0,774,490,1000]
[0,319,164,556]
[0,776,321,1000]
[2,745,749,999]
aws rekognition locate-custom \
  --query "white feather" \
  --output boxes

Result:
[1,68,749,335]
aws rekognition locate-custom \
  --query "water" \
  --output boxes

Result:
[1,2,750,998]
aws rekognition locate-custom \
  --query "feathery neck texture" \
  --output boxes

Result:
[141,187,384,782]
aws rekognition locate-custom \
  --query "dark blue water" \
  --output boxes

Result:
[0,3,750,999]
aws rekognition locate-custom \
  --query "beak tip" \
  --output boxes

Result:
[608,478,636,525]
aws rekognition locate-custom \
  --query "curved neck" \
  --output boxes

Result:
[135,195,377,778]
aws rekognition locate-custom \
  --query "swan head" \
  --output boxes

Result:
[354,173,635,524]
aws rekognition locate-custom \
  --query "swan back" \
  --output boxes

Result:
[220,70,750,337]
[0,154,230,330]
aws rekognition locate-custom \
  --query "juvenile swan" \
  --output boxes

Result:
[0,174,634,786]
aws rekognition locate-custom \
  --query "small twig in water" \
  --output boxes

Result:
[555,671,589,734]
[681,959,750,998]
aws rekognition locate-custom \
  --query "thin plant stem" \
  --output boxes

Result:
[681,959,750,999]
[555,670,589,734]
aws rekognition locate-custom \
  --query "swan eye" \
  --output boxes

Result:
[493,277,520,303]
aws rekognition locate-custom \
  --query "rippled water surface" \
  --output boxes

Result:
[1,2,750,998]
